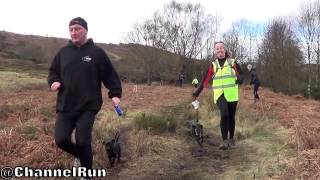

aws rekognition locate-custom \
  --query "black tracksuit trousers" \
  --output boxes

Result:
[55,111,97,170]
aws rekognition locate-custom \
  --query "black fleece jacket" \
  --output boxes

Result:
[249,68,260,85]
[48,39,122,112]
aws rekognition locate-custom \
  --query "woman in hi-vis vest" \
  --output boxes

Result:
[193,41,244,150]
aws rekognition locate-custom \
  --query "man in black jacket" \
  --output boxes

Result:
[247,64,260,102]
[48,17,122,174]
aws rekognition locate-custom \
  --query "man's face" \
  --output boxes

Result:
[69,24,87,46]
[214,42,226,59]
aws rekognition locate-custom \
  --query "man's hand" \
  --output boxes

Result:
[51,82,61,91]
[112,97,121,107]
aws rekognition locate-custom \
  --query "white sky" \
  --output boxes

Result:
[0,0,307,44]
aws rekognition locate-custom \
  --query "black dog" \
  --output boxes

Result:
[103,132,121,167]
[190,109,204,148]
[191,120,204,148]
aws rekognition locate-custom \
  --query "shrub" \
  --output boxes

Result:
[134,113,177,133]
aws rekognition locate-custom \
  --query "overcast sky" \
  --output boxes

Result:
[0,0,307,44]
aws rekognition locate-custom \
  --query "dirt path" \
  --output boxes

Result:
[106,87,299,180]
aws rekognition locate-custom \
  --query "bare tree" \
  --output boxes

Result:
[126,0,221,59]
[314,0,320,88]
[222,19,262,64]
[126,20,163,85]
[246,22,264,63]
[258,18,303,94]
[298,1,317,98]
[222,19,248,64]
[125,1,221,84]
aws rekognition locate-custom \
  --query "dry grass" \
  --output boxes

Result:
[0,87,62,168]
[292,117,320,151]
[0,71,46,92]
[0,83,194,173]
[92,107,182,171]
[129,130,164,158]
[134,113,177,133]
[200,91,295,179]
[0,126,60,168]
[93,111,123,141]
[1,75,319,179]
[242,86,320,179]
[286,150,320,179]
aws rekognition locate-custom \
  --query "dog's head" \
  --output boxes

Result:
[104,139,114,147]
[102,133,120,153]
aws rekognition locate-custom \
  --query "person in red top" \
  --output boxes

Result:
[193,41,243,150]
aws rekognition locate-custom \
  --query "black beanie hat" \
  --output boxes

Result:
[69,17,88,31]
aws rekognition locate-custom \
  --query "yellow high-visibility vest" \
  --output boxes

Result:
[192,78,199,85]
[212,59,239,104]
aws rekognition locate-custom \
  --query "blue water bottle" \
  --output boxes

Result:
[114,105,124,116]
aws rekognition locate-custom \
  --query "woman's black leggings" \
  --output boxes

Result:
[253,84,260,100]
[55,111,96,170]
[216,95,238,141]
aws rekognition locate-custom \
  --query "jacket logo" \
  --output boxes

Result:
[82,56,92,62]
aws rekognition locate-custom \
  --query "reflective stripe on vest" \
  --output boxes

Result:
[212,59,239,104]
[212,74,236,80]
[212,83,237,90]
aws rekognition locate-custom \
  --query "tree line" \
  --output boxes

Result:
[126,0,320,99]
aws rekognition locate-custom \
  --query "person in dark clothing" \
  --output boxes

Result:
[48,17,122,176]
[178,74,185,88]
[247,64,260,102]
[193,41,243,150]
